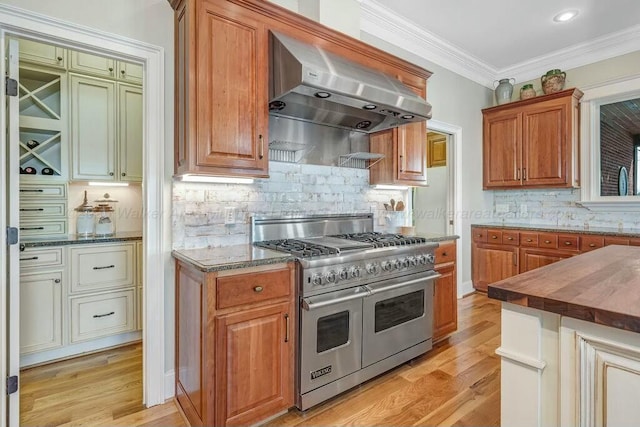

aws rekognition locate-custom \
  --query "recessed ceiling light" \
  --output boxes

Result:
[553,10,578,22]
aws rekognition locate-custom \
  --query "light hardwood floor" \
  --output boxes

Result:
[20,293,500,426]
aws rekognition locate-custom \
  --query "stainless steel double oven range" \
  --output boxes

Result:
[252,214,440,410]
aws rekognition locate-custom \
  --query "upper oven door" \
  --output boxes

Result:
[299,286,366,394]
[361,272,439,368]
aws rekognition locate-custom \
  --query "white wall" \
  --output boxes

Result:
[414,165,448,235]
[0,0,176,375]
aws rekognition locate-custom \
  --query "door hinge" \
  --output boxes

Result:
[5,77,18,97]
[6,226,19,245]
[6,375,18,395]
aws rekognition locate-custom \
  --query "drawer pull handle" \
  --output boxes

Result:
[284,313,290,343]
[589,243,596,247]
[491,235,498,239]
[526,239,533,242]
[258,134,264,159]
[20,227,44,230]
[441,252,447,257]
[544,240,551,244]
[254,286,263,293]
[507,237,514,240]
[93,265,115,270]
[20,257,39,261]
[20,208,44,212]
[20,189,44,193]
[564,241,572,246]
[93,311,115,318]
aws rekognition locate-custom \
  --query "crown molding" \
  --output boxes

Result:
[359,0,497,87]
[360,0,640,89]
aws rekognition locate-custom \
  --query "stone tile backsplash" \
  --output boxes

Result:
[172,162,408,249]
[493,188,640,230]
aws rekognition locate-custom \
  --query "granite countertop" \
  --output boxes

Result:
[173,233,457,272]
[172,245,295,272]
[472,222,640,238]
[21,231,142,248]
[488,245,640,334]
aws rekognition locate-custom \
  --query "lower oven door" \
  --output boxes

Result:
[299,286,367,394]
[361,271,440,368]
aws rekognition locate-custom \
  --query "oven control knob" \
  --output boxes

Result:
[311,274,323,286]
[366,263,380,275]
[350,266,362,278]
[408,256,418,267]
[325,270,338,283]
[394,258,404,270]
[417,255,427,265]
[381,261,393,272]
[339,268,349,280]
[426,254,436,264]
[402,258,411,268]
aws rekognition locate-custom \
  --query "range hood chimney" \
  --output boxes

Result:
[269,32,432,133]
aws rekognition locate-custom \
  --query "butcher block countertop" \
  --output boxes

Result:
[488,245,640,333]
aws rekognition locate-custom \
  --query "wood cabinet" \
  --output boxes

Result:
[472,225,640,290]
[175,260,295,426]
[482,88,583,189]
[70,75,142,182]
[433,240,457,341]
[427,132,447,168]
[173,0,269,178]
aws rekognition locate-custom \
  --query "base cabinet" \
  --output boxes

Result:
[175,260,295,427]
[519,247,574,273]
[20,270,63,354]
[433,241,457,341]
[471,244,518,292]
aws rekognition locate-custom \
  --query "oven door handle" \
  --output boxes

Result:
[364,272,441,295]
[301,287,369,311]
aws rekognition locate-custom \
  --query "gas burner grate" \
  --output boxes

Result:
[330,232,427,248]
[254,239,339,258]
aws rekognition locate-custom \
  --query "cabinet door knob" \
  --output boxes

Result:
[589,243,596,247]
[253,286,263,293]
[526,239,533,242]
[109,172,114,176]
[564,241,572,246]
[109,67,114,72]
[507,237,514,240]
[54,278,61,283]
[122,172,126,177]
[57,56,63,61]
[441,252,447,257]
[121,70,126,75]
[491,235,498,239]
[544,240,551,244]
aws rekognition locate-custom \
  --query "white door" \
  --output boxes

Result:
[3,37,22,427]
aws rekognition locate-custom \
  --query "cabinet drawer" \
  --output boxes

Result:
[502,231,519,245]
[70,243,135,293]
[558,235,579,251]
[472,228,487,243]
[435,242,456,264]
[217,268,290,310]
[581,236,604,252]
[19,201,67,219]
[19,247,63,270]
[20,219,67,236]
[19,183,66,199]
[538,233,558,249]
[520,232,539,247]
[70,289,135,342]
[486,229,502,243]
[604,237,630,246]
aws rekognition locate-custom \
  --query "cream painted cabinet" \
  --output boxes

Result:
[18,39,66,69]
[69,243,135,293]
[20,270,63,354]
[70,51,117,79]
[117,61,143,85]
[70,74,117,180]
[70,289,136,343]
[118,84,143,182]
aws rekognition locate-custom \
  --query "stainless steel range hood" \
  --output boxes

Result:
[269,32,432,133]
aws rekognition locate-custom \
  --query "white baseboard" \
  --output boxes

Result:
[164,369,175,401]
[459,280,475,298]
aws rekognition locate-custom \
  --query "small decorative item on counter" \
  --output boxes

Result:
[541,69,566,94]
[93,193,118,236]
[75,190,94,237]
[41,167,54,175]
[493,78,515,105]
[519,84,537,100]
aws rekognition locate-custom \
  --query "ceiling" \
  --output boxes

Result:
[360,0,640,87]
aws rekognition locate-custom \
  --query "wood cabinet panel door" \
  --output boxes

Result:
[472,244,518,291]
[522,103,566,185]
[483,111,522,188]
[433,263,456,341]
[216,302,293,426]
[396,81,427,183]
[519,247,573,274]
[196,2,268,173]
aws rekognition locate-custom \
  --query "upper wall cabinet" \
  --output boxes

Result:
[169,0,432,180]
[19,39,66,69]
[173,0,269,178]
[482,88,583,190]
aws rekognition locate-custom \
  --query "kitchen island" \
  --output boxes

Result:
[488,245,640,427]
